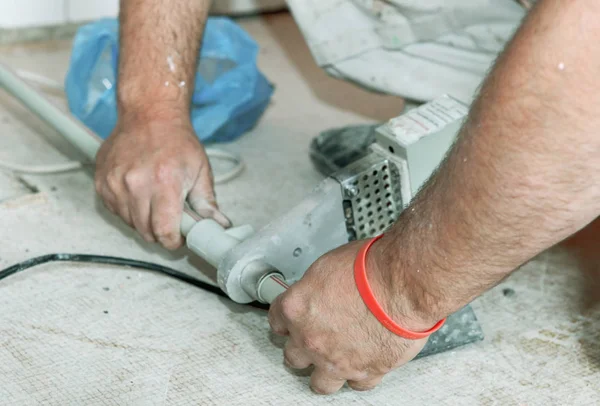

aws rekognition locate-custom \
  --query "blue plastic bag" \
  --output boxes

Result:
[65,17,273,143]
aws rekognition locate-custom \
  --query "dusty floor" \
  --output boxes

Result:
[0,12,599,406]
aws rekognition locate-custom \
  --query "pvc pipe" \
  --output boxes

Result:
[0,60,198,236]
[0,60,99,160]
[185,219,242,268]
[257,273,289,304]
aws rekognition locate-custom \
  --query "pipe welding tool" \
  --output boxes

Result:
[0,61,483,357]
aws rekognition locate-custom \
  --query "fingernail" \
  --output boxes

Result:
[213,210,232,228]
[191,197,232,228]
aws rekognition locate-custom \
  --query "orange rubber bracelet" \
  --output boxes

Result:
[354,235,446,340]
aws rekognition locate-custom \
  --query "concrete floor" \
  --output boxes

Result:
[0,12,599,406]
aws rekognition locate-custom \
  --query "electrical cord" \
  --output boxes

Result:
[0,253,269,311]
[3,70,245,182]
[0,160,85,174]
[206,148,245,184]
[0,150,241,181]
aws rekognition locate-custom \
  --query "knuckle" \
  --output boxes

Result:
[154,227,177,242]
[267,309,288,336]
[153,226,181,250]
[123,169,145,190]
[152,221,172,238]
[153,161,178,184]
[348,369,370,381]
[280,294,304,321]
[106,171,121,191]
[283,345,309,369]
[283,348,294,364]
[301,335,324,354]
[332,359,351,374]
[283,348,299,367]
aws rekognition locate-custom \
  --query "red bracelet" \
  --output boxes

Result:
[354,235,446,340]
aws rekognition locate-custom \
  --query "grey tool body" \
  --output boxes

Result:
[213,94,484,353]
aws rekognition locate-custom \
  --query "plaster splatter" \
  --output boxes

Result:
[167,56,176,73]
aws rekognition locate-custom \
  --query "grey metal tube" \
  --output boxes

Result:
[0,60,198,236]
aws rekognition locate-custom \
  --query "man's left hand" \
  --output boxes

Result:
[268,239,432,394]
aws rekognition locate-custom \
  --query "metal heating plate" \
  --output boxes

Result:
[334,152,403,241]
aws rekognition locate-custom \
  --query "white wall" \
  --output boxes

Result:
[0,0,287,29]
[0,0,67,28]
[67,0,119,23]
[0,0,119,29]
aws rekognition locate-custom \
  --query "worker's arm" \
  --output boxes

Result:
[95,0,230,250]
[269,0,600,394]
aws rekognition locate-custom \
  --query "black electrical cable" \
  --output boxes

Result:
[0,253,269,311]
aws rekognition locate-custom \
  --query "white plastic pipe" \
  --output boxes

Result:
[257,273,289,304]
[0,60,199,236]
[0,60,99,160]
[186,219,242,268]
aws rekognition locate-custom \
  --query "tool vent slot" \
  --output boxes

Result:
[349,163,400,240]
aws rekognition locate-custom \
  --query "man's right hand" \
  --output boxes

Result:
[95,114,231,250]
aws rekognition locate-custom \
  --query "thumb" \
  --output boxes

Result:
[188,169,232,228]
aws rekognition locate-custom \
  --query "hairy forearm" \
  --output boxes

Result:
[374,0,600,326]
[117,0,211,121]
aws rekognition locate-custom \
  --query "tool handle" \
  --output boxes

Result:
[0,60,198,236]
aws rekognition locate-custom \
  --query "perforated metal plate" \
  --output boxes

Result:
[334,152,403,241]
